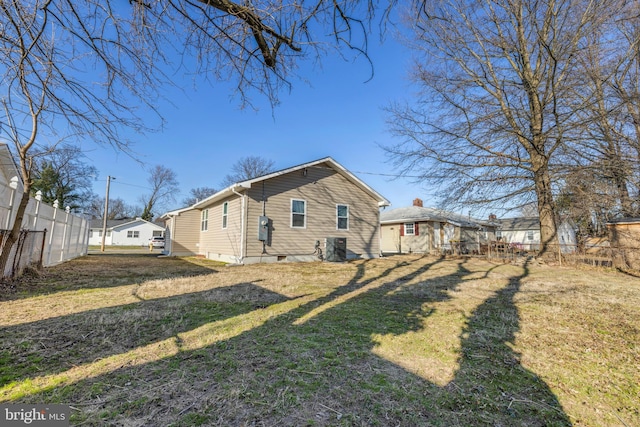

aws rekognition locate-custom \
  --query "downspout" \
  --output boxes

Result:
[168,214,175,255]
[232,187,246,263]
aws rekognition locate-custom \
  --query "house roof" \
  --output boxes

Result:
[160,205,193,219]
[188,157,390,210]
[89,217,165,230]
[0,142,23,191]
[380,206,490,228]
[498,217,540,231]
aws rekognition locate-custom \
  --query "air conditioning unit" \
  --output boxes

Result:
[325,237,347,262]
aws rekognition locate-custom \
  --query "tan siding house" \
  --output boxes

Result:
[162,207,200,256]
[380,201,497,255]
[162,157,389,263]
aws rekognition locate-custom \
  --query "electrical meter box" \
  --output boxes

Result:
[258,216,269,241]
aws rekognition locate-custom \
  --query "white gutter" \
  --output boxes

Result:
[231,186,246,263]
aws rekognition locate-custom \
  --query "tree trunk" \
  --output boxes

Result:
[613,167,633,218]
[0,188,31,279]
[532,157,558,259]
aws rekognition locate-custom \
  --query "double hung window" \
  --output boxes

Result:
[201,209,209,231]
[337,204,349,230]
[291,199,306,228]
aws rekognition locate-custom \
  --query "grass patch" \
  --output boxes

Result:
[0,254,637,426]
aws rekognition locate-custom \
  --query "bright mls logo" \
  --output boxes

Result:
[1,404,69,426]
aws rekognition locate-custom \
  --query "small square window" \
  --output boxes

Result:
[404,223,415,235]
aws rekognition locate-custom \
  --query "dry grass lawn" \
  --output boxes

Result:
[0,253,638,426]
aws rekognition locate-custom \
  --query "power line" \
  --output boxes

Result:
[95,178,152,191]
[353,170,426,179]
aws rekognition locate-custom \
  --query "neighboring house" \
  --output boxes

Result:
[380,199,497,255]
[88,217,165,246]
[161,157,390,263]
[606,217,640,269]
[0,142,24,228]
[498,217,577,253]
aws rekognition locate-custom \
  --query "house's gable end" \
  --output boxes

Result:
[192,157,389,211]
[243,163,382,259]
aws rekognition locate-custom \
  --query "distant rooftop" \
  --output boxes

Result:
[498,217,540,230]
[380,206,490,228]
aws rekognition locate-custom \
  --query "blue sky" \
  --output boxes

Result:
[83,36,437,215]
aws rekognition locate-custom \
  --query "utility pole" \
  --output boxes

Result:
[100,175,115,252]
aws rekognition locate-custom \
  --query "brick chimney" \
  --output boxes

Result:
[488,213,497,221]
[413,198,423,207]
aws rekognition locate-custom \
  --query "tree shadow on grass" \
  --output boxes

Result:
[440,260,571,426]
[0,282,290,388]
[1,254,220,301]
[5,256,571,426]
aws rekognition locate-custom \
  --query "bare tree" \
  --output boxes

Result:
[183,187,217,206]
[0,0,389,275]
[610,5,640,195]
[385,0,613,257]
[220,156,276,187]
[140,165,180,221]
[0,0,161,274]
[84,196,141,220]
[549,2,640,231]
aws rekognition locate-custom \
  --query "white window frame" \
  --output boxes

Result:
[337,204,349,230]
[404,222,415,235]
[291,199,307,228]
[222,202,228,229]
[201,209,209,232]
[527,230,534,240]
[127,230,139,238]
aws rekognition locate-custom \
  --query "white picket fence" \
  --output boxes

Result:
[0,178,89,278]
